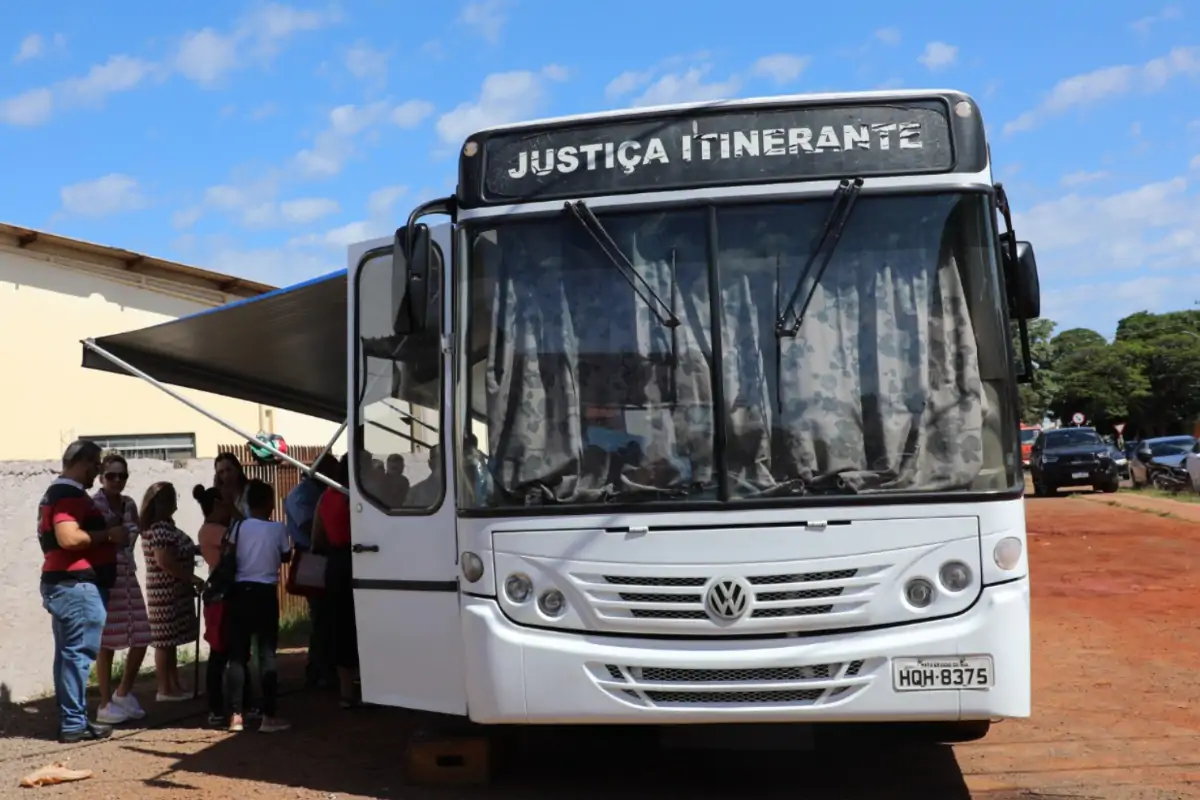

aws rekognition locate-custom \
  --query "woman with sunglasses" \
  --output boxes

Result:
[92,454,152,725]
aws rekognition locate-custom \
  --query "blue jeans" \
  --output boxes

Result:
[40,581,108,734]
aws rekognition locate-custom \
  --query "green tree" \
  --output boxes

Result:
[1114,310,1200,437]
[1013,318,1056,424]
[1049,335,1150,431]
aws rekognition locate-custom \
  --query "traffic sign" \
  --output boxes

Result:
[1114,422,1126,434]
[1071,412,1085,425]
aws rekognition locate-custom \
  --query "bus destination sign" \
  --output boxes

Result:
[476,101,956,203]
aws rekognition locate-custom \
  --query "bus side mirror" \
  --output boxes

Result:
[393,224,431,335]
[1001,234,1041,320]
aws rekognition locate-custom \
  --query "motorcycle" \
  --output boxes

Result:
[1147,463,1193,493]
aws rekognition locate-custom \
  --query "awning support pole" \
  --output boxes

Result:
[81,339,347,494]
[308,421,348,472]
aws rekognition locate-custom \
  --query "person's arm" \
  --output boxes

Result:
[150,528,203,587]
[52,497,127,550]
[278,523,294,565]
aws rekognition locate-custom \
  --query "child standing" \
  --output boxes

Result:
[223,479,293,733]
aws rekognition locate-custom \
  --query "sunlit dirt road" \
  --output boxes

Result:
[3,494,1198,799]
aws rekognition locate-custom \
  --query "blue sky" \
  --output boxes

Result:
[1,0,1198,337]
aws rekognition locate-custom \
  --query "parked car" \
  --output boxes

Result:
[1020,424,1040,467]
[1107,444,1131,480]
[1187,441,1200,492]
[1029,427,1121,496]
[1129,435,1197,489]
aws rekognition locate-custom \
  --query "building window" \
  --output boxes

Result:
[82,433,197,461]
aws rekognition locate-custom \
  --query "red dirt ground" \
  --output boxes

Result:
[2,495,1198,799]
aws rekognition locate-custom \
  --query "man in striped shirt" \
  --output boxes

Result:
[38,440,130,743]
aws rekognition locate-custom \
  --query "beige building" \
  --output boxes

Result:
[0,222,344,460]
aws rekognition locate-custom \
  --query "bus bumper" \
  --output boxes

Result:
[461,578,1030,724]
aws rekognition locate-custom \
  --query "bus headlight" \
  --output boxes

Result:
[537,588,567,617]
[460,551,485,583]
[904,578,936,608]
[938,561,973,592]
[993,537,1023,570]
[504,573,533,603]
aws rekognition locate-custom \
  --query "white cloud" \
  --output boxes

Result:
[193,183,339,229]
[392,99,434,129]
[290,185,409,249]
[346,41,389,83]
[13,32,65,63]
[1018,175,1200,335]
[205,243,339,285]
[1014,176,1198,273]
[1190,154,1200,171]
[239,3,342,60]
[1060,170,1110,187]
[751,54,811,85]
[57,55,159,108]
[1004,47,1200,135]
[279,197,340,224]
[171,3,342,87]
[606,69,655,100]
[60,174,146,217]
[174,28,239,86]
[294,100,393,177]
[436,66,568,145]
[2,4,338,127]
[250,101,278,121]
[172,207,204,229]
[0,88,53,126]
[631,65,739,108]
[875,27,901,45]
[917,41,958,72]
[14,33,43,63]
[1130,5,1183,35]
[459,0,507,44]
[1043,274,1200,338]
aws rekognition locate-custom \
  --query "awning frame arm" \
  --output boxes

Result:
[82,338,348,495]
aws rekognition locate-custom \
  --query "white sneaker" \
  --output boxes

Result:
[96,702,131,725]
[155,692,190,703]
[112,692,146,720]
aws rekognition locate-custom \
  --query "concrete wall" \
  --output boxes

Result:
[0,245,345,460]
[0,458,215,704]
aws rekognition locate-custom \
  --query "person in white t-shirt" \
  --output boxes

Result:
[223,479,293,734]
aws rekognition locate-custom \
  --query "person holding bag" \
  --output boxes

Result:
[223,480,293,733]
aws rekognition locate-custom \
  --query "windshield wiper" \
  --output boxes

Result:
[775,177,864,337]
[563,200,681,328]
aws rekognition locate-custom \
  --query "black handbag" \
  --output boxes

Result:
[202,520,241,605]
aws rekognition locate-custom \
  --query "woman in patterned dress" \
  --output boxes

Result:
[140,482,204,701]
[92,455,153,725]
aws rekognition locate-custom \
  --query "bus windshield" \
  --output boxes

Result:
[461,191,1016,509]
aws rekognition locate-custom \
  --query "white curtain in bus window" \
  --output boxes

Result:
[484,211,713,502]
[717,193,986,494]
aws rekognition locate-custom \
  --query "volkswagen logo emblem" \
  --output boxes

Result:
[704,577,751,623]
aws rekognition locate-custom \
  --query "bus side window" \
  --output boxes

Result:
[355,247,445,514]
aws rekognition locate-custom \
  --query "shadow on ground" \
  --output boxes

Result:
[3,652,975,799]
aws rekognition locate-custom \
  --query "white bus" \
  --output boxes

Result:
[84,89,1041,743]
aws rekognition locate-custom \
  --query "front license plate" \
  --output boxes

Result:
[1071,471,1089,479]
[892,656,994,691]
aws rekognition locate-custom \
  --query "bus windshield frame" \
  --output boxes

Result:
[455,187,1020,515]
